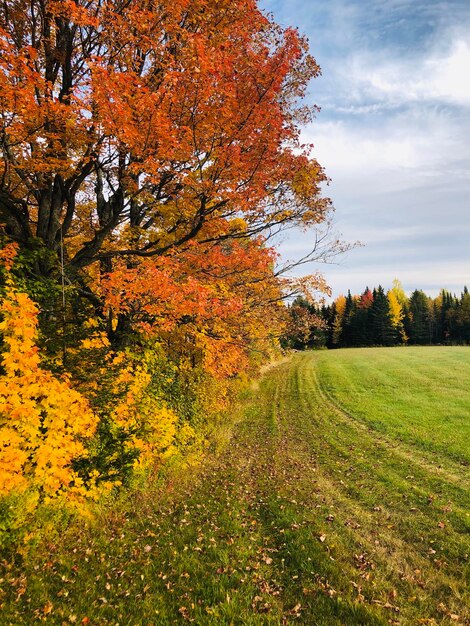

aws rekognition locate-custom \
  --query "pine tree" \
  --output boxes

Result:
[455,288,470,344]
[340,290,355,347]
[370,286,395,345]
[408,290,431,344]
[352,287,373,346]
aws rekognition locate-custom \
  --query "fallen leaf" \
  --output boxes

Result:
[42,602,53,615]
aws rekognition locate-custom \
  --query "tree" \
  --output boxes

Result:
[339,290,355,347]
[455,287,470,344]
[408,290,431,345]
[284,297,326,349]
[387,290,406,344]
[390,279,407,307]
[370,286,395,346]
[0,1,339,504]
[0,259,98,500]
[353,287,373,346]
[0,0,332,328]
[332,295,346,347]
[439,289,458,343]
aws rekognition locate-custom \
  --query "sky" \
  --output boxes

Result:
[262,0,470,299]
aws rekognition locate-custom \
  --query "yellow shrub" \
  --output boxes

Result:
[0,280,98,502]
[111,360,178,470]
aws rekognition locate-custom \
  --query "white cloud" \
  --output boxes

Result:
[337,34,470,108]
[263,0,470,298]
[311,120,420,173]
[296,93,470,297]
[306,108,470,191]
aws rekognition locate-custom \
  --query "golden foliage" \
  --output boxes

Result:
[388,290,408,344]
[0,279,98,501]
[111,358,179,470]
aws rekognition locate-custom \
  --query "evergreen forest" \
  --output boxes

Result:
[284,280,470,349]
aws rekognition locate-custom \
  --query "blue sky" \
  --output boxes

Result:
[262,0,470,299]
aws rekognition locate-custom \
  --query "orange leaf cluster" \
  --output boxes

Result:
[1,0,329,271]
[102,237,285,376]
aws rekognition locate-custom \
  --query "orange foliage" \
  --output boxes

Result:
[102,237,286,376]
[0,0,336,506]
[0,0,335,382]
[0,0,329,273]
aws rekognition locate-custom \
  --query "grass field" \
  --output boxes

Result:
[1,347,469,625]
[316,346,470,464]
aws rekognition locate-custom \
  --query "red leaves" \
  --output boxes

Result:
[101,236,285,377]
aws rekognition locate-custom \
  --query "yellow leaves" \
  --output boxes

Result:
[80,319,111,350]
[108,356,179,471]
[0,281,98,502]
[334,295,347,318]
[388,289,408,343]
[332,294,347,346]
[81,333,110,350]
[133,404,178,468]
[291,161,323,205]
[177,423,197,447]
[110,352,126,366]
[228,218,248,233]
[388,291,404,327]
[83,317,99,329]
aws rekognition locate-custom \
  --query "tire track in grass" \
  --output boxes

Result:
[278,353,470,624]
[1,352,469,625]
[273,362,448,623]
[313,362,469,487]
[293,353,469,510]
[315,348,470,468]
[249,362,391,625]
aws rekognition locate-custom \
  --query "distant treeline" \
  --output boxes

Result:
[284,280,470,349]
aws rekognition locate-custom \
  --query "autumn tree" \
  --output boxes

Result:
[387,290,406,344]
[1,1,339,502]
[0,0,333,349]
[388,279,407,343]
[283,297,327,349]
[332,294,346,346]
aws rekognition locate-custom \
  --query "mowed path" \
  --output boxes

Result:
[2,351,469,625]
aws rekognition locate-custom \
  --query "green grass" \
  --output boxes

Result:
[315,346,470,464]
[1,347,469,625]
